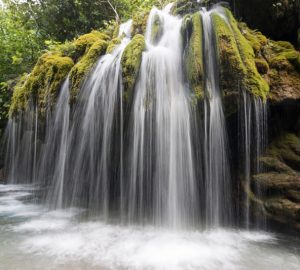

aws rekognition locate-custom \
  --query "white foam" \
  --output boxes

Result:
[18,221,300,270]
[1,184,300,270]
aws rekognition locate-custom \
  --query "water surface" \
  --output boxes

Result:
[1,184,300,270]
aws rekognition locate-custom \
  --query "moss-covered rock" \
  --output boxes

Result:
[264,198,300,222]
[70,39,109,103]
[73,31,109,59]
[224,9,269,99]
[212,12,245,96]
[106,36,122,54]
[250,132,300,228]
[183,12,204,101]
[267,132,300,171]
[275,41,295,50]
[255,58,269,75]
[10,53,74,115]
[235,16,300,104]
[253,173,300,191]
[121,34,145,103]
[131,10,150,36]
[239,23,268,55]
[259,156,296,175]
[172,0,202,16]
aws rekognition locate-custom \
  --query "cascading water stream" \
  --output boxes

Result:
[35,78,70,209]
[201,8,232,227]
[240,91,268,229]
[2,4,268,231]
[124,4,198,228]
[3,100,38,184]
[63,20,133,216]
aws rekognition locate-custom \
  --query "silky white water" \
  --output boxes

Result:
[1,184,300,270]
[201,8,231,227]
[124,4,198,228]
[1,4,298,269]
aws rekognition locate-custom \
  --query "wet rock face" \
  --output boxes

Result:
[251,133,300,229]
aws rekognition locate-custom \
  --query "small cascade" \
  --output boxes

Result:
[36,78,70,208]
[241,91,252,228]
[124,5,198,228]
[252,97,268,228]
[64,20,133,216]
[3,101,38,184]
[201,8,232,227]
[240,91,268,229]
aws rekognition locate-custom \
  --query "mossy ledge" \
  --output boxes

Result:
[182,12,204,101]
[212,12,245,103]
[213,9,269,100]
[10,53,74,116]
[69,39,109,103]
[72,31,110,60]
[121,34,145,103]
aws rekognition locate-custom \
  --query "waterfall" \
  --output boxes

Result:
[2,4,271,231]
[124,5,198,228]
[35,78,70,208]
[3,101,38,184]
[253,97,268,228]
[241,91,268,229]
[201,8,232,227]
[64,20,133,216]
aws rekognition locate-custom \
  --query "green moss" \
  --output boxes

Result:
[106,36,122,54]
[267,132,300,170]
[121,34,145,102]
[73,31,109,59]
[224,9,269,99]
[255,58,269,74]
[9,74,29,115]
[212,13,246,93]
[184,12,204,100]
[239,23,268,54]
[275,41,295,50]
[259,156,295,175]
[70,39,108,103]
[131,10,150,36]
[269,55,293,70]
[268,41,300,71]
[10,53,74,116]
[112,23,120,39]
[172,0,201,16]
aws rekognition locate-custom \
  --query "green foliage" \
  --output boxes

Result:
[45,40,77,58]
[0,82,12,128]
[0,7,43,83]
